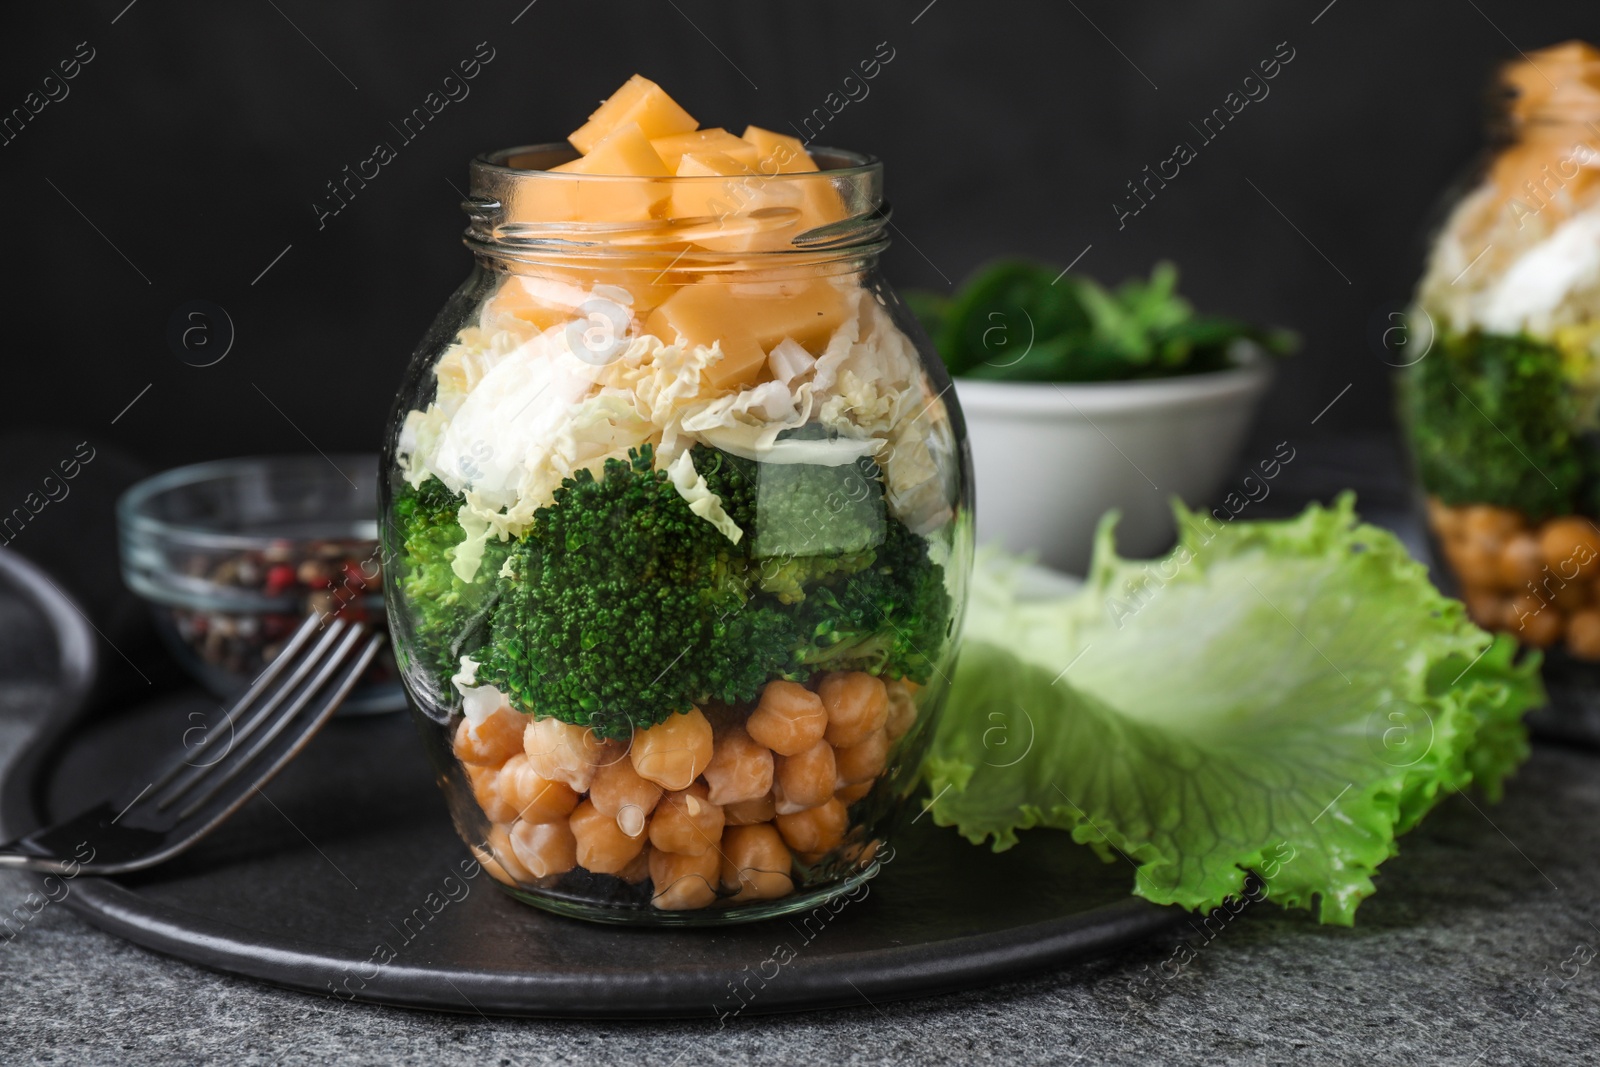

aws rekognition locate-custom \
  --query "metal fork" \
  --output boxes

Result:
[0,614,383,876]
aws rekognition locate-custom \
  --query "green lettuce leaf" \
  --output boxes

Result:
[923,495,1542,924]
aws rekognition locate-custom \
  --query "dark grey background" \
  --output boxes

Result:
[5,8,1600,1058]
[1,0,1596,467]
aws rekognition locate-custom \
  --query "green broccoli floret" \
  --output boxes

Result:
[1399,330,1588,520]
[789,518,952,683]
[389,477,507,685]
[749,455,887,559]
[693,438,886,601]
[754,549,880,604]
[479,445,800,738]
[398,443,953,737]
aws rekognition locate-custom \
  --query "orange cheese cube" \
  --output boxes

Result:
[669,151,757,220]
[646,304,768,388]
[676,152,754,178]
[651,128,760,171]
[553,122,672,178]
[722,127,840,246]
[570,75,698,155]
[646,279,849,388]
[743,125,819,174]
[669,153,848,251]
[480,276,578,333]
[738,279,849,352]
[796,173,848,236]
[513,171,580,222]
[550,123,671,221]
[539,262,684,315]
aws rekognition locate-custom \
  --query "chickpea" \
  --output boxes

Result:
[589,756,664,836]
[724,793,777,826]
[650,846,721,910]
[1567,610,1600,660]
[649,782,727,856]
[745,680,828,756]
[1461,504,1523,550]
[702,725,774,806]
[1517,603,1565,647]
[836,780,874,805]
[523,717,608,792]
[484,822,534,883]
[1451,541,1504,591]
[467,764,521,824]
[1509,592,1549,627]
[569,799,647,875]
[1497,533,1545,590]
[818,672,889,747]
[775,739,837,813]
[630,707,714,791]
[885,679,919,741]
[453,707,526,767]
[1538,517,1600,579]
[775,797,848,855]
[834,728,890,787]
[509,819,578,879]
[720,824,794,901]
[496,755,580,824]
[1463,589,1510,631]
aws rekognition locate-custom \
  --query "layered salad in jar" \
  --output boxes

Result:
[1404,42,1600,660]
[384,76,966,919]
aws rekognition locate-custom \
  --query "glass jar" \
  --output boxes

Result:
[1401,41,1600,666]
[379,142,971,924]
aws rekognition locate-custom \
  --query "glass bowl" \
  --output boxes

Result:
[117,455,402,714]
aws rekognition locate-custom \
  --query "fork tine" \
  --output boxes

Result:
[145,613,327,798]
[173,626,376,822]
[153,619,350,811]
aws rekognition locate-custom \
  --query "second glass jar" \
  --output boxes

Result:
[1402,41,1600,663]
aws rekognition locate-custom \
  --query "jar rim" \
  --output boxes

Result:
[461,142,889,264]
[469,142,882,182]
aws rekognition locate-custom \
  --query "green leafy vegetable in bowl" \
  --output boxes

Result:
[922,495,1541,924]
[907,260,1297,383]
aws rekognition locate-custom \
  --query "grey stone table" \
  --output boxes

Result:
[2,664,1600,1065]
[2,430,1599,1066]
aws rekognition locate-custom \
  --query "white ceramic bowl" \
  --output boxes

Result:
[954,359,1273,574]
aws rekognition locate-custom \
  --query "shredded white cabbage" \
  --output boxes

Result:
[459,682,506,728]
[1420,193,1600,338]
[1479,210,1600,336]
[452,656,505,729]
[395,274,957,540]
[667,449,743,543]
